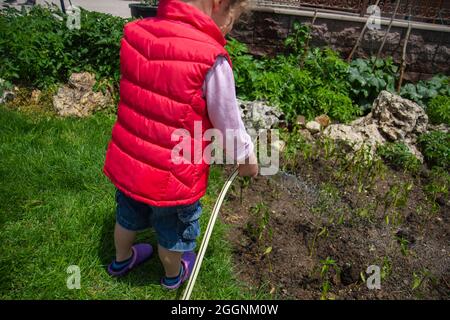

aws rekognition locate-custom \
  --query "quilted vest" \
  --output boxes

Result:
[103,0,231,206]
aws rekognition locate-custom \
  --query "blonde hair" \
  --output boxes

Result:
[224,0,252,30]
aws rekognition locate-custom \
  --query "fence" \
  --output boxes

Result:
[254,0,450,24]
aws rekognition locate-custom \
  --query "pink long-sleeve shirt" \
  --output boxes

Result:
[202,56,254,162]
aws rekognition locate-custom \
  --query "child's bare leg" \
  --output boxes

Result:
[158,244,182,277]
[114,222,136,261]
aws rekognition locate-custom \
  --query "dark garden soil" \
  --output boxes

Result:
[220,155,450,300]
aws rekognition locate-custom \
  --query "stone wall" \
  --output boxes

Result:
[230,9,450,82]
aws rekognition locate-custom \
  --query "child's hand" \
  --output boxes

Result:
[238,153,258,177]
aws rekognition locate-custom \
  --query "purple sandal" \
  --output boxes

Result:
[161,251,196,290]
[107,243,153,277]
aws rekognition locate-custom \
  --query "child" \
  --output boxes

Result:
[103,0,257,290]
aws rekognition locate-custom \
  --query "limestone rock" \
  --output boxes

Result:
[31,89,41,104]
[306,121,321,134]
[324,91,428,161]
[371,90,428,142]
[298,128,314,142]
[53,72,112,117]
[238,99,286,131]
[315,114,331,128]
[296,115,306,127]
[0,78,15,104]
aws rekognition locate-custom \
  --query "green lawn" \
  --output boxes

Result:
[0,106,265,299]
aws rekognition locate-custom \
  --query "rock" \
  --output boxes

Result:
[325,123,385,152]
[31,89,41,104]
[53,72,112,117]
[306,121,321,134]
[298,128,314,142]
[371,91,428,142]
[428,123,449,134]
[273,139,286,153]
[68,72,96,91]
[324,91,428,160]
[315,114,331,128]
[296,115,306,127]
[0,78,15,104]
[237,99,286,131]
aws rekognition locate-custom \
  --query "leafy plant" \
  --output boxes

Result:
[226,24,360,124]
[284,21,310,56]
[400,75,450,107]
[319,257,338,300]
[396,235,410,256]
[424,167,450,208]
[426,95,450,126]
[0,5,127,90]
[348,57,398,112]
[377,143,420,173]
[0,78,13,102]
[418,131,450,169]
[246,201,272,245]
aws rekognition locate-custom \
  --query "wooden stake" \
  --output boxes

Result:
[300,9,318,68]
[397,23,412,93]
[347,0,381,62]
[373,0,401,70]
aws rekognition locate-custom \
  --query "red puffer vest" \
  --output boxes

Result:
[103,0,231,206]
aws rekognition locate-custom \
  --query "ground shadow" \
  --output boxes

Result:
[98,209,164,288]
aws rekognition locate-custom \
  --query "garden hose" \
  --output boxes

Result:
[182,167,240,300]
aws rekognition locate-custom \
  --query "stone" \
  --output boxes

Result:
[31,89,41,104]
[306,121,321,134]
[428,123,449,134]
[296,115,306,127]
[324,91,428,161]
[298,128,314,142]
[371,90,428,142]
[53,72,112,117]
[0,78,15,104]
[324,123,385,152]
[315,114,331,128]
[237,99,286,131]
[273,139,286,153]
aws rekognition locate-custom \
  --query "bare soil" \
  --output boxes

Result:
[221,156,450,300]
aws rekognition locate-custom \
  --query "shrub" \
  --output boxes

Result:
[348,57,398,112]
[0,5,127,89]
[226,24,360,124]
[418,131,450,169]
[377,143,420,173]
[426,95,450,126]
[400,75,450,107]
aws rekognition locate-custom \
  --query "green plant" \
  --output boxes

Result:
[424,167,450,208]
[0,78,13,101]
[226,29,360,123]
[381,257,392,281]
[426,95,450,126]
[141,0,159,5]
[383,182,413,225]
[246,201,272,245]
[412,269,432,292]
[319,257,337,300]
[377,143,421,173]
[348,57,398,112]
[418,131,450,169]
[400,75,450,107]
[0,6,127,90]
[284,21,310,56]
[396,235,410,256]
[226,37,265,101]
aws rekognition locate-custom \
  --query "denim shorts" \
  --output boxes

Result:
[115,189,202,252]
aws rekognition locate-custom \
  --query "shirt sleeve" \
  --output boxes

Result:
[203,55,254,162]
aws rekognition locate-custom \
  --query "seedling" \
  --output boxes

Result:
[319,257,338,300]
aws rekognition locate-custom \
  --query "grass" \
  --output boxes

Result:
[0,106,265,300]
